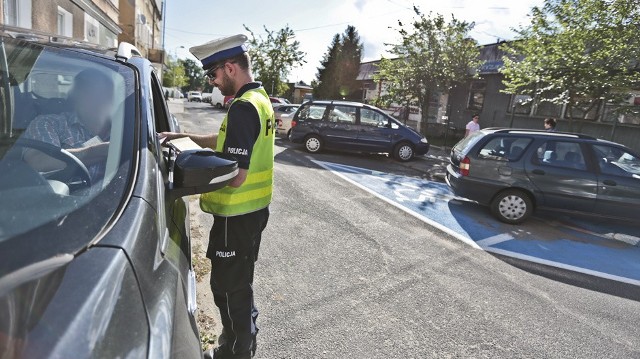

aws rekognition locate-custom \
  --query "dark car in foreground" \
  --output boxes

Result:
[446,129,640,224]
[289,100,429,161]
[0,33,237,357]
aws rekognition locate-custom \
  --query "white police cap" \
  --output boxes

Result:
[189,34,248,71]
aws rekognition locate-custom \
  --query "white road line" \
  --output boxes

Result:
[312,160,482,250]
[312,159,640,287]
[475,233,514,248]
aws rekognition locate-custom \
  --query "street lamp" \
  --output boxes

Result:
[173,45,184,60]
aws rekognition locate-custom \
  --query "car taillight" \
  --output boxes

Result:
[291,120,297,128]
[459,156,470,176]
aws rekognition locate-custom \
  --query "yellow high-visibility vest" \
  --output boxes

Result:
[200,86,275,217]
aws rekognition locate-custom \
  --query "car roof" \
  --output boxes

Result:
[305,100,384,111]
[477,128,635,152]
[480,128,596,140]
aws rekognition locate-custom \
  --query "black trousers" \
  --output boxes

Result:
[207,207,269,356]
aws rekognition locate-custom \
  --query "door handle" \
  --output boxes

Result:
[532,169,545,175]
[603,179,617,186]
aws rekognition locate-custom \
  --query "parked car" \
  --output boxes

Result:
[269,97,291,107]
[224,95,234,109]
[187,91,202,102]
[201,92,212,102]
[0,35,239,358]
[289,100,429,161]
[446,128,640,224]
[209,87,225,108]
[274,104,300,137]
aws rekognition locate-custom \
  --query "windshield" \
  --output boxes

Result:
[0,38,136,244]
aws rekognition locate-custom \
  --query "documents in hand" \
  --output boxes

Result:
[165,137,202,152]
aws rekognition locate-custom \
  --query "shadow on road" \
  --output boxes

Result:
[446,199,640,301]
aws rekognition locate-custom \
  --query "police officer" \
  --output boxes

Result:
[160,34,274,359]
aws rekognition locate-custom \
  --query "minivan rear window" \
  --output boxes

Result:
[298,104,327,121]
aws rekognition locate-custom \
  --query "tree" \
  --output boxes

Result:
[314,34,341,100]
[162,59,188,89]
[244,25,306,96]
[337,26,364,100]
[374,8,481,132]
[180,58,205,92]
[501,0,640,131]
[314,26,364,100]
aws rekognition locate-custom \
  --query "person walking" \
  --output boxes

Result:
[465,114,480,137]
[544,118,557,132]
[161,34,275,359]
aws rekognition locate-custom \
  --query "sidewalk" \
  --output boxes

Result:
[167,98,185,114]
[404,145,450,182]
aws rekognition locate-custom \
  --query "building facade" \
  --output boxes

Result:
[358,42,640,152]
[0,0,165,74]
[1,0,121,47]
[118,0,164,72]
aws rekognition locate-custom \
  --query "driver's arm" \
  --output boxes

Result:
[24,142,109,172]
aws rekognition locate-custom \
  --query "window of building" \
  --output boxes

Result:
[5,0,32,29]
[507,94,533,115]
[57,7,73,37]
[534,98,563,118]
[84,13,100,44]
[467,81,486,111]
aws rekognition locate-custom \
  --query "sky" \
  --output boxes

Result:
[163,0,545,84]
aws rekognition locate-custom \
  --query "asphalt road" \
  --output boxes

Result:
[174,101,640,359]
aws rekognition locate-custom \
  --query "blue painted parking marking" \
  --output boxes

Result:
[313,160,640,286]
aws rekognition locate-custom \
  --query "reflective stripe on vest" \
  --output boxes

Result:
[200,87,275,217]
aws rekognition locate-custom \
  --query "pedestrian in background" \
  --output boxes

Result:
[160,34,275,359]
[544,118,557,132]
[465,114,480,137]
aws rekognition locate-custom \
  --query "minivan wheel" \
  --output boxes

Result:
[394,142,414,162]
[490,189,533,224]
[287,129,292,141]
[304,135,322,153]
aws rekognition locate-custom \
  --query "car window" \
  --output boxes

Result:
[534,141,587,170]
[329,105,356,124]
[298,104,327,121]
[477,136,532,161]
[360,108,389,127]
[593,144,640,177]
[0,38,136,242]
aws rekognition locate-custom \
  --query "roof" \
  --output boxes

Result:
[356,61,380,81]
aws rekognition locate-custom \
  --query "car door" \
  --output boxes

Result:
[321,105,359,150]
[590,144,640,220]
[357,107,393,152]
[524,140,598,212]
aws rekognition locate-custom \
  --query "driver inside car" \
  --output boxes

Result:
[23,68,114,182]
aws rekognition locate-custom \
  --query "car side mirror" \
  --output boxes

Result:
[168,149,238,200]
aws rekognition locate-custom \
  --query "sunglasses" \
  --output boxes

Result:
[205,61,237,80]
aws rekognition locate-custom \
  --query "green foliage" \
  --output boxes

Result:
[162,59,187,88]
[375,7,480,128]
[501,0,640,131]
[244,25,306,96]
[179,58,205,92]
[314,26,364,100]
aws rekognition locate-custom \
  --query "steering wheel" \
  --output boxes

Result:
[13,138,92,189]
